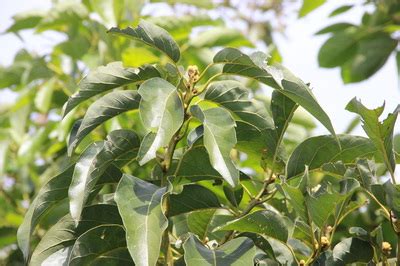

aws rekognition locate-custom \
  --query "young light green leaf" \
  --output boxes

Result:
[189,27,253,48]
[214,210,289,243]
[183,235,255,266]
[30,204,122,266]
[299,0,326,17]
[17,165,75,261]
[69,130,140,222]
[213,48,336,138]
[346,98,400,178]
[137,77,184,165]
[114,174,169,266]
[190,105,239,187]
[68,90,141,155]
[108,19,181,62]
[286,134,376,178]
[63,62,159,116]
[68,225,132,265]
[332,237,374,264]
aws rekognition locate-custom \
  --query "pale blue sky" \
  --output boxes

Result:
[0,0,399,136]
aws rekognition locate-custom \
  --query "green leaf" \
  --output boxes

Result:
[271,90,297,138]
[214,210,288,242]
[68,225,132,265]
[6,11,44,32]
[30,204,122,266]
[315,23,355,35]
[122,47,159,67]
[299,0,326,17]
[108,19,181,62]
[332,237,374,264]
[286,134,376,178]
[34,78,56,113]
[63,62,159,116]
[189,27,253,48]
[383,181,400,217]
[190,105,239,187]
[169,184,220,216]
[329,5,353,17]
[318,28,358,68]
[114,174,169,266]
[137,77,184,165]
[183,235,255,266]
[341,33,397,83]
[346,98,399,177]
[68,90,141,155]
[69,130,140,222]
[17,165,75,260]
[213,48,336,138]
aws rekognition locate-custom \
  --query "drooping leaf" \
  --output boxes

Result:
[183,235,255,266]
[69,130,140,222]
[108,19,181,62]
[137,77,184,165]
[17,165,75,260]
[332,237,374,264]
[346,98,400,176]
[30,204,122,266]
[63,62,159,116]
[341,33,397,83]
[214,210,288,242]
[114,174,169,266]
[299,0,326,17]
[190,105,239,187]
[286,134,376,178]
[68,90,141,155]
[213,48,336,138]
[68,225,132,265]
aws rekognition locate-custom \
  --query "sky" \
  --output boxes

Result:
[0,0,399,136]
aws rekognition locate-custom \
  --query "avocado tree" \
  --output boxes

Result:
[15,19,400,265]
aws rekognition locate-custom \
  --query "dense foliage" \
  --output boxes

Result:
[12,18,400,265]
[1,1,400,265]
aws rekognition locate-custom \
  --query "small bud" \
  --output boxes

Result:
[175,239,182,249]
[326,225,333,233]
[299,260,306,266]
[320,236,330,249]
[187,65,200,84]
[382,241,392,255]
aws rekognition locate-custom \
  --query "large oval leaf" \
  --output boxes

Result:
[183,235,255,266]
[286,134,376,178]
[30,204,122,266]
[108,19,180,62]
[190,105,239,187]
[214,210,288,243]
[137,77,184,165]
[115,174,169,266]
[68,225,132,265]
[63,62,159,116]
[213,48,336,138]
[69,130,140,222]
[332,237,374,264]
[17,165,75,260]
[68,90,141,155]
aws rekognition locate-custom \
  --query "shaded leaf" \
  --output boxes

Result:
[108,19,180,62]
[332,237,374,265]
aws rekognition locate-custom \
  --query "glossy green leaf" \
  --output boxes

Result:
[63,62,159,116]
[213,48,336,138]
[108,19,181,62]
[68,225,132,265]
[214,210,288,242]
[183,235,255,266]
[341,33,397,83]
[17,165,75,260]
[69,130,139,222]
[346,98,399,176]
[332,237,374,264]
[137,77,184,165]
[190,105,239,187]
[299,0,326,17]
[286,134,376,178]
[30,204,122,266]
[68,90,141,155]
[114,174,169,266]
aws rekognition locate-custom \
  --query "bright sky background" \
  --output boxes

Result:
[0,0,399,136]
